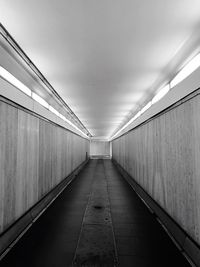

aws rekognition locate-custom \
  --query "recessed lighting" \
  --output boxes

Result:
[32,92,49,109]
[110,110,142,140]
[49,105,59,116]
[140,101,152,114]
[170,53,200,88]
[59,113,67,121]
[0,66,31,96]
[59,113,89,138]
[152,84,170,104]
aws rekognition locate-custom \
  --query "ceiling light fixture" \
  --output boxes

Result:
[110,84,170,140]
[170,52,200,88]
[49,105,60,116]
[140,101,152,114]
[59,113,89,138]
[110,110,141,140]
[110,51,200,141]
[152,84,170,104]
[0,65,90,139]
[59,113,66,121]
[32,92,49,109]
[0,66,32,96]
[69,121,89,138]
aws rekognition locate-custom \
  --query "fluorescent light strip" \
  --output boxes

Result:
[59,113,89,138]
[133,110,141,120]
[72,123,89,138]
[110,83,170,139]
[59,113,66,121]
[49,105,59,116]
[32,92,49,109]
[140,101,152,114]
[122,110,141,131]
[0,66,90,138]
[152,84,170,104]
[110,110,142,140]
[110,84,169,140]
[0,66,31,96]
[170,52,200,88]
[111,51,200,140]
[52,108,88,138]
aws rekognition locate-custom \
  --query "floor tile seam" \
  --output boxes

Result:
[103,160,119,266]
[71,160,98,266]
[105,163,154,262]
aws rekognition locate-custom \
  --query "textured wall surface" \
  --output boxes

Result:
[0,98,89,235]
[112,89,200,245]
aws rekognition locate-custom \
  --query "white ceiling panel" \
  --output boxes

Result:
[1,0,200,138]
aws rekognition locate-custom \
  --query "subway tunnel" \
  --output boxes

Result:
[0,1,200,266]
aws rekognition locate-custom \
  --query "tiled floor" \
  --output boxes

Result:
[0,160,191,266]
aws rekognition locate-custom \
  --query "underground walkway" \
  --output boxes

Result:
[0,160,191,267]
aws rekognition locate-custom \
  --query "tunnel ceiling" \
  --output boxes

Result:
[1,0,200,139]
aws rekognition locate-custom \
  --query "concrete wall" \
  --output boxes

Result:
[0,97,89,236]
[112,85,200,249]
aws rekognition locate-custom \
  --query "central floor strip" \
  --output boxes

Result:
[72,159,118,267]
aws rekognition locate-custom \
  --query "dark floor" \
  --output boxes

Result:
[0,160,191,267]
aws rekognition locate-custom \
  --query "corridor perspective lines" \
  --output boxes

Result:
[1,160,191,267]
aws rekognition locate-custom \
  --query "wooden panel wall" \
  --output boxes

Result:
[112,91,200,246]
[0,99,89,235]
[90,140,110,156]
